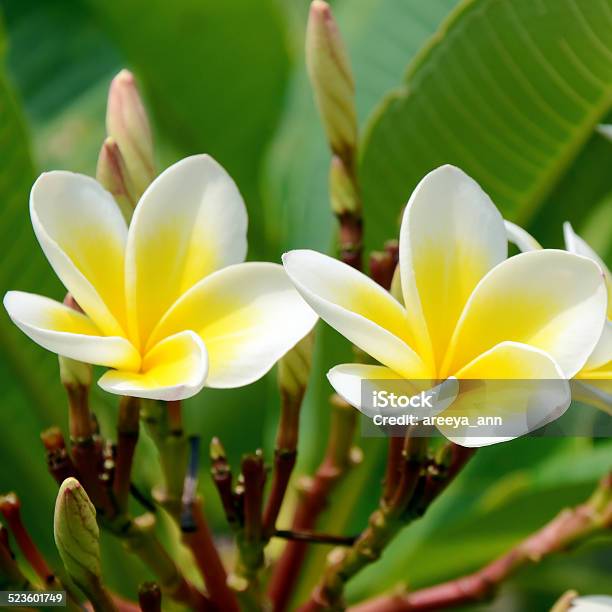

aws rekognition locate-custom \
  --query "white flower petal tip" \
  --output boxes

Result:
[282,250,427,379]
[440,342,571,448]
[326,364,458,420]
[29,171,129,337]
[98,331,208,401]
[3,291,140,370]
[571,595,612,612]
[126,154,248,344]
[504,220,542,252]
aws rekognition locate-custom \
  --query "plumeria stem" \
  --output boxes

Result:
[268,395,358,612]
[210,437,240,528]
[349,473,612,612]
[146,401,238,612]
[273,530,357,547]
[113,396,140,513]
[41,428,79,485]
[116,513,211,610]
[181,499,239,612]
[0,525,32,590]
[230,453,267,610]
[138,582,162,612]
[0,494,56,587]
[297,443,475,611]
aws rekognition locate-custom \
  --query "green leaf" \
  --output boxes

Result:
[360,0,612,252]
[263,0,457,259]
[84,0,291,256]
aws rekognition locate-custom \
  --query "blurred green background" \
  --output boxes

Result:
[0,0,610,609]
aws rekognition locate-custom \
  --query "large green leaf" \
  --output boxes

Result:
[360,0,612,251]
[83,0,291,256]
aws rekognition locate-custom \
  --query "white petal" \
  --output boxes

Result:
[283,250,428,379]
[327,363,458,419]
[444,250,607,379]
[30,172,128,336]
[439,342,570,447]
[564,222,612,318]
[4,291,139,370]
[399,165,507,371]
[504,220,542,252]
[571,380,612,415]
[125,155,247,347]
[147,262,317,388]
[98,331,207,400]
[584,320,612,371]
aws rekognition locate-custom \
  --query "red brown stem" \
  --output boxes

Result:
[273,529,357,547]
[350,473,612,612]
[242,453,266,542]
[0,494,54,586]
[113,396,140,513]
[138,581,162,612]
[181,499,240,612]
[268,396,357,612]
[41,427,79,485]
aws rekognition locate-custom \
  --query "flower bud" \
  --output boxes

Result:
[54,478,101,589]
[106,69,155,197]
[96,137,138,221]
[329,155,360,216]
[306,1,357,161]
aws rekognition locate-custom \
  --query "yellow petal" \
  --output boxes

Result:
[30,172,128,336]
[399,165,507,372]
[125,155,247,347]
[438,342,570,447]
[4,291,139,370]
[283,250,428,379]
[98,331,207,400]
[444,250,607,379]
[148,262,317,388]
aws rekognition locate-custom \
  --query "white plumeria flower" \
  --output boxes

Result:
[283,165,607,447]
[4,155,317,401]
[571,596,612,611]
[506,220,612,414]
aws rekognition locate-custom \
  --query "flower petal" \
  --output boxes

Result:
[399,165,507,371]
[125,155,247,347]
[147,263,317,388]
[30,172,128,336]
[583,320,612,371]
[571,379,612,415]
[3,291,139,370]
[564,222,612,318]
[327,363,458,419]
[439,342,570,447]
[444,250,607,378]
[283,250,428,379]
[505,220,542,252]
[98,331,207,400]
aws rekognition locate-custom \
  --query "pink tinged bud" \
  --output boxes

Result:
[96,137,138,221]
[106,69,155,197]
[306,0,357,162]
